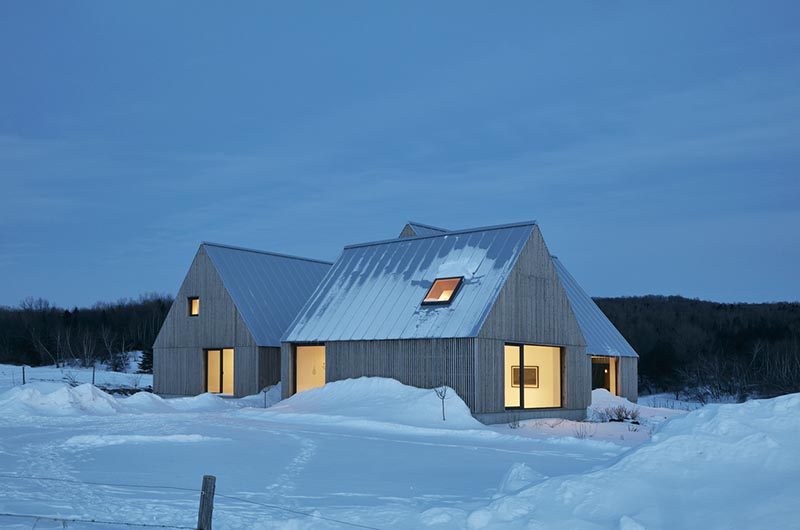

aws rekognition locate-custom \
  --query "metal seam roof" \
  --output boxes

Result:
[203,243,332,347]
[551,256,638,358]
[282,223,536,342]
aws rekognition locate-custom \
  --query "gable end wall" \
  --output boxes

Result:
[153,246,261,397]
[475,226,591,414]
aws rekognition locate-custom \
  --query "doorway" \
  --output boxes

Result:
[206,348,234,395]
[591,356,617,395]
[295,345,326,394]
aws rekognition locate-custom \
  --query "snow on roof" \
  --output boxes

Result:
[202,242,332,347]
[283,221,537,342]
[551,256,638,358]
[400,221,450,238]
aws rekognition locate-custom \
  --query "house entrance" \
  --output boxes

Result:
[295,345,326,394]
[591,356,617,395]
[206,348,234,395]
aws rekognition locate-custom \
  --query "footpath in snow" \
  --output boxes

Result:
[0,367,797,529]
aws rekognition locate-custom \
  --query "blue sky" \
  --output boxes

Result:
[1,2,799,307]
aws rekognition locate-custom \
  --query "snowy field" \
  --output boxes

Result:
[0,365,797,529]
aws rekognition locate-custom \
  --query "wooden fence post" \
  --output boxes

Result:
[22,366,26,385]
[92,366,96,386]
[197,474,216,530]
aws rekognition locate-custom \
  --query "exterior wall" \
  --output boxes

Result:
[153,246,261,397]
[282,339,477,408]
[258,346,281,390]
[617,356,639,402]
[398,224,417,238]
[476,226,590,420]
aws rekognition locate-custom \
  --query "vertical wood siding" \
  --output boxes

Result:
[280,343,295,399]
[258,346,281,390]
[476,226,590,417]
[153,246,260,397]
[282,339,476,408]
[617,356,639,402]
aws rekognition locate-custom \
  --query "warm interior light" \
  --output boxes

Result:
[189,297,200,316]
[296,345,326,393]
[505,344,561,409]
[206,348,234,395]
[423,277,463,304]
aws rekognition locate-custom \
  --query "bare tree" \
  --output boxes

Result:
[80,329,97,367]
[434,385,447,421]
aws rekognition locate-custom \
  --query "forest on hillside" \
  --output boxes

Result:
[596,296,800,400]
[0,294,172,374]
[1,294,798,400]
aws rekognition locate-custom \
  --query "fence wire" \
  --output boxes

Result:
[0,473,382,530]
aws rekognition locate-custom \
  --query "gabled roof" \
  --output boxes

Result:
[551,256,638,358]
[202,242,332,347]
[399,221,450,238]
[283,221,537,342]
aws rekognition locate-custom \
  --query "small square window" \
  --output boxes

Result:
[422,277,463,305]
[188,297,200,316]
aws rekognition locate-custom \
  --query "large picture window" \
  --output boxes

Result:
[504,344,562,409]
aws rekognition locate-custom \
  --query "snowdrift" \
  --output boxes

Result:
[252,377,484,431]
[0,382,265,417]
[465,392,800,529]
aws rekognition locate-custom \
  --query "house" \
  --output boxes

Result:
[153,242,332,397]
[280,221,638,423]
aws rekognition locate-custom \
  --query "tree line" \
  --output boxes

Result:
[0,294,172,373]
[596,295,800,400]
[1,293,798,399]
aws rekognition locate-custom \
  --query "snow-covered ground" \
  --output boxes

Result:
[0,356,152,392]
[0,367,796,529]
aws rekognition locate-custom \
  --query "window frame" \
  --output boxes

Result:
[504,342,564,410]
[421,276,464,306]
[188,296,200,317]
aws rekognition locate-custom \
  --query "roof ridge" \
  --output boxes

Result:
[406,221,449,232]
[202,241,333,265]
[348,220,537,250]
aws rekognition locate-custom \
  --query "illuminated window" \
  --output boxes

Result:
[505,344,562,409]
[189,297,200,316]
[422,277,463,305]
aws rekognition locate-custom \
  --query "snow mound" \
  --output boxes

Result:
[590,388,638,410]
[0,382,255,417]
[0,383,123,416]
[259,377,484,431]
[467,393,800,529]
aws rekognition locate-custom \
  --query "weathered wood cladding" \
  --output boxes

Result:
[259,346,281,390]
[282,339,477,408]
[617,356,638,402]
[398,225,416,238]
[474,226,590,419]
[153,246,262,397]
[479,226,585,348]
[153,347,205,396]
[473,338,589,420]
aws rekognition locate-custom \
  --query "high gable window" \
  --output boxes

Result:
[422,277,463,305]
[188,297,200,316]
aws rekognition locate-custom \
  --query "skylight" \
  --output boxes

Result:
[422,277,463,305]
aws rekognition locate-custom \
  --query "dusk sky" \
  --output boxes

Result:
[2,2,798,308]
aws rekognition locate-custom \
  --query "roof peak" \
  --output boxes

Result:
[201,242,333,265]
[406,221,449,232]
[349,220,538,250]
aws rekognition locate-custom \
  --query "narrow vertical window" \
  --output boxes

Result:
[189,297,200,316]
[422,277,463,305]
